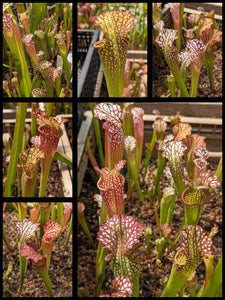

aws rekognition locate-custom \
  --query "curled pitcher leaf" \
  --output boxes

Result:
[155,26,178,50]
[186,39,206,97]
[152,117,167,141]
[42,221,62,270]
[194,146,209,160]
[173,122,192,145]
[16,219,40,247]
[22,33,39,65]
[186,39,206,65]
[19,147,45,178]
[186,134,206,179]
[182,187,210,226]
[36,61,52,73]
[95,160,126,218]
[162,225,212,297]
[42,221,62,254]
[100,276,133,297]
[112,276,133,296]
[97,214,144,296]
[179,225,212,260]
[197,170,221,189]
[160,139,187,199]
[19,147,45,197]
[21,242,48,265]
[160,186,176,226]
[124,136,144,204]
[33,109,68,196]
[62,202,73,232]
[90,10,135,97]
[132,107,144,171]
[54,33,71,87]
[155,25,189,97]
[32,88,47,97]
[182,26,198,39]
[124,135,136,159]
[94,102,123,129]
[168,3,180,30]
[42,66,60,97]
[20,242,54,297]
[199,17,222,91]
[94,103,124,169]
[123,102,134,136]
[33,109,68,154]
[161,140,187,163]
[18,10,30,34]
[199,18,222,48]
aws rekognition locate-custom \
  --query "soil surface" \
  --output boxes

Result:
[3,207,73,297]
[152,45,222,98]
[77,157,222,297]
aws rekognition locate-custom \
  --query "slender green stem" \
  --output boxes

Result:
[31,103,38,196]
[161,263,188,296]
[166,58,189,97]
[128,158,144,204]
[17,203,27,220]
[3,226,11,250]
[143,131,156,181]
[60,50,71,88]
[39,159,52,197]
[54,150,72,167]
[57,203,63,253]
[160,191,175,226]
[11,202,18,212]
[35,265,54,297]
[95,203,108,296]
[178,3,184,53]
[45,103,53,117]
[190,64,200,97]
[78,211,93,246]
[203,48,214,90]
[167,74,176,97]
[63,213,73,255]
[89,103,104,168]
[3,283,16,297]
[198,257,222,297]
[39,203,51,239]
[95,243,108,296]
[216,156,222,181]
[18,252,27,296]
[51,202,56,221]
[5,103,28,197]
[152,153,166,203]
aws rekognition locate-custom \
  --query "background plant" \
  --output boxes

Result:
[3,3,73,98]
[153,3,222,97]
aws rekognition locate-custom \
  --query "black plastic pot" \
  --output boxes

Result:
[77,29,101,97]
